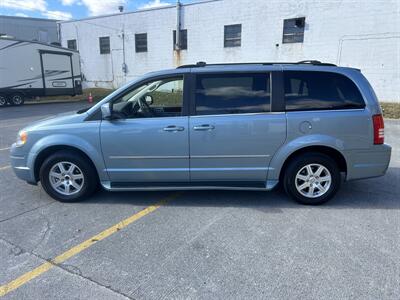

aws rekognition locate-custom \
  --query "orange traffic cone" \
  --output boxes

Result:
[88,92,93,103]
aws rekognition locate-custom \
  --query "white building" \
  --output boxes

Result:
[59,0,400,102]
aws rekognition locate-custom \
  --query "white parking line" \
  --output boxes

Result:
[0,147,11,151]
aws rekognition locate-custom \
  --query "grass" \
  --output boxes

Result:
[381,102,400,119]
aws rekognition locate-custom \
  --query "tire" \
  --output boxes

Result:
[10,93,24,106]
[39,151,98,202]
[283,152,341,205]
[0,94,8,107]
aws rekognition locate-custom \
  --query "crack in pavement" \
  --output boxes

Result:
[0,202,54,224]
[0,237,135,300]
[31,213,51,253]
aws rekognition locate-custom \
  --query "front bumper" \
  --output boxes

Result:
[10,143,37,184]
[344,144,392,181]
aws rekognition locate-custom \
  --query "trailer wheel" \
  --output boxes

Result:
[10,93,24,106]
[0,94,8,107]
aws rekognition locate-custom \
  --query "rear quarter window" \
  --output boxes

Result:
[284,71,365,111]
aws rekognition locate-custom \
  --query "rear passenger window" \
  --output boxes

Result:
[284,71,365,111]
[195,73,270,115]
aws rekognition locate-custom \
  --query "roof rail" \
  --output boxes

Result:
[297,60,336,66]
[177,60,337,68]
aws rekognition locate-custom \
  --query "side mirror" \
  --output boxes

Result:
[101,103,112,119]
[145,95,153,105]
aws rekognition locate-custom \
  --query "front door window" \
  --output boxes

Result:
[112,77,183,119]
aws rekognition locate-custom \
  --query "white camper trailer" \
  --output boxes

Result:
[0,38,82,106]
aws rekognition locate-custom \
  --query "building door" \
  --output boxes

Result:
[40,51,74,95]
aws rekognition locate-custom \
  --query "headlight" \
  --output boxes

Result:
[16,131,28,147]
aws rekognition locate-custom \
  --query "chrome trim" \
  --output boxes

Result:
[286,108,366,114]
[106,168,189,172]
[191,154,270,158]
[106,167,269,172]
[190,112,285,118]
[110,155,270,159]
[10,155,25,160]
[191,167,269,171]
[14,166,30,170]
[109,155,189,159]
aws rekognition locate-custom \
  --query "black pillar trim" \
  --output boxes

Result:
[271,71,285,112]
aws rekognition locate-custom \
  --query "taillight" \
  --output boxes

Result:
[372,114,384,144]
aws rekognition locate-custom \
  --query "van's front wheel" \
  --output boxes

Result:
[284,153,341,205]
[39,151,98,202]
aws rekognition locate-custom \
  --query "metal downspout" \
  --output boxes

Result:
[174,0,182,66]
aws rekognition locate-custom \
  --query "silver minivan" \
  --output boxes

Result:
[10,61,391,205]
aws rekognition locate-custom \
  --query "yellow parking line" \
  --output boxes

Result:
[0,192,180,297]
[0,165,11,171]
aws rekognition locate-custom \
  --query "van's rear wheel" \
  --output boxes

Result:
[39,151,98,202]
[10,93,24,106]
[0,94,8,107]
[284,153,341,205]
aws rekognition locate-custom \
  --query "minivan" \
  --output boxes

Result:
[10,61,391,205]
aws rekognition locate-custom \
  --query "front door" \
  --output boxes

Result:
[100,76,190,183]
[189,72,286,183]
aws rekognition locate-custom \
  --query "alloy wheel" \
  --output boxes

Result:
[49,162,85,196]
[295,163,332,198]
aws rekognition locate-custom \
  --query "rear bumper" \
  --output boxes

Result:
[344,144,392,181]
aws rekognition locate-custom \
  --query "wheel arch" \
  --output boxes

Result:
[33,145,99,183]
[278,145,347,183]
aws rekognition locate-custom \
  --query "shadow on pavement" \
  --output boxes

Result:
[83,167,400,210]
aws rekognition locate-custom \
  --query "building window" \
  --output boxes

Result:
[224,24,241,48]
[135,33,147,53]
[282,17,305,43]
[67,39,77,50]
[99,36,110,54]
[173,29,187,50]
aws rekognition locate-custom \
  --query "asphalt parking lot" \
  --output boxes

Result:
[0,102,399,300]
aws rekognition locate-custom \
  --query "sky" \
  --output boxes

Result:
[0,0,195,21]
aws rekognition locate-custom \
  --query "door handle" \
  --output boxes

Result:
[193,124,215,131]
[163,125,184,132]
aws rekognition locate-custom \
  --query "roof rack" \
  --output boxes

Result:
[177,60,337,68]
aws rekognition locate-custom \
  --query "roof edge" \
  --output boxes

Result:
[58,0,223,24]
